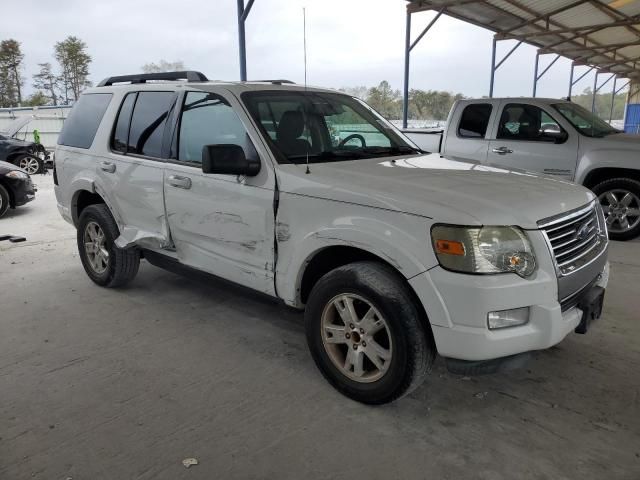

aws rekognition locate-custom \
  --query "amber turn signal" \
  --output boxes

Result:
[434,239,466,256]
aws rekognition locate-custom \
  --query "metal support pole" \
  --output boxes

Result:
[591,71,599,113]
[237,0,247,81]
[489,37,497,98]
[568,63,574,99]
[610,76,617,122]
[532,52,540,97]
[402,10,411,129]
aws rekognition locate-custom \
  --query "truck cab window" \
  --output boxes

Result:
[497,104,563,142]
[458,104,492,138]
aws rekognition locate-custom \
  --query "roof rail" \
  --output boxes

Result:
[251,79,295,85]
[97,71,208,87]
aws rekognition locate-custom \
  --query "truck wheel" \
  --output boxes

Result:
[16,154,44,175]
[593,178,640,241]
[77,204,140,287]
[305,261,434,404]
[0,184,10,218]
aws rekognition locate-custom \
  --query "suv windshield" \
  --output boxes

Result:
[552,102,620,138]
[242,90,420,164]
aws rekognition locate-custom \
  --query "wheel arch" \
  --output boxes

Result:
[72,189,106,227]
[582,167,640,189]
[297,245,435,346]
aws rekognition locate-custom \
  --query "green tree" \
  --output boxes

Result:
[367,81,401,119]
[142,59,186,73]
[572,87,627,121]
[339,85,368,100]
[0,39,25,107]
[55,36,92,102]
[33,62,62,106]
[24,91,49,107]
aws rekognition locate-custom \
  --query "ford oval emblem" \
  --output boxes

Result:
[576,222,590,241]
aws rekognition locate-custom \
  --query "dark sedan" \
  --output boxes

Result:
[0,160,36,218]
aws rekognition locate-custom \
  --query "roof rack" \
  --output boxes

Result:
[251,79,295,85]
[97,71,209,87]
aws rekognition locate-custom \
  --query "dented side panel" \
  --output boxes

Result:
[275,191,439,307]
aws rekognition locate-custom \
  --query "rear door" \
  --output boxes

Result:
[486,102,578,180]
[162,88,277,295]
[441,101,499,163]
[99,90,176,248]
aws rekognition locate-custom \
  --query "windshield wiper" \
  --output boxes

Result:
[287,150,367,163]
[361,145,423,155]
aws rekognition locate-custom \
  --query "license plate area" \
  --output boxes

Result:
[574,286,605,334]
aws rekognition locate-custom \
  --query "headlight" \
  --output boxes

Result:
[6,170,29,179]
[431,225,536,277]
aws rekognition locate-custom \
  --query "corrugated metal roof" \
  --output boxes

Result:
[408,0,640,79]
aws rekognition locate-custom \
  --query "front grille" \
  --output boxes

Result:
[538,202,607,276]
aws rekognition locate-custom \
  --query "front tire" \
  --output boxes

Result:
[305,261,434,404]
[77,204,140,287]
[15,154,44,175]
[593,177,640,241]
[0,184,10,218]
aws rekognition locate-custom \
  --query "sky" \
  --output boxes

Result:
[1,0,624,100]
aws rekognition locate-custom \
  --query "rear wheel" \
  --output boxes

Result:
[77,204,140,287]
[593,177,640,241]
[305,261,434,404]
[15,154,43,175]
[0,184,10,218]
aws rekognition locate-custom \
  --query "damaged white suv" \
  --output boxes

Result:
[55,71,609,404]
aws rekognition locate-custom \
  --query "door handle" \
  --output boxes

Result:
[100,161,116,173]
[492,147,513,155]
[168,175,192,190]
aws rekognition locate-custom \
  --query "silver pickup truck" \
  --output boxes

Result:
[404,98,640,241]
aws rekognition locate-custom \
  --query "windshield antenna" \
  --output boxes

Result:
[303,7,311,174]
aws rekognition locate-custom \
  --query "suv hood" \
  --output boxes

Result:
[277,154,595,228]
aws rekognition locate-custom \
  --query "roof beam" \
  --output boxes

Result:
[498,16,640,39]
[500,1,587,34]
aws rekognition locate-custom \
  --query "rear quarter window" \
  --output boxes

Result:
[58,93,113,149]
[457,103,492,138]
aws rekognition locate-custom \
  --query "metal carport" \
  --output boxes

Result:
[402,0,640,131]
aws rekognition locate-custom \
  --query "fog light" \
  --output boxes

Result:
[487,307,529,330]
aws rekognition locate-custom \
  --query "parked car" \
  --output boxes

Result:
[54,72,609,404]
[403,98,640,241]
[0,117,50,175]
[0,160,36,218]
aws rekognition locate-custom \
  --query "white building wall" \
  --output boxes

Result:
[0,106,71,148]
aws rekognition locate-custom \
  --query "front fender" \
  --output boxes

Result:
[275,192,438,306]
[575,149,640,184]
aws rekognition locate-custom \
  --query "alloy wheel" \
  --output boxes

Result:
[598,189,640,234]
[320,293,393,383]
[83,221,109,274]
[18,156,40,175]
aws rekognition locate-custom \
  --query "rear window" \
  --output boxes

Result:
[458,104,492,138]
[58,93,112,149]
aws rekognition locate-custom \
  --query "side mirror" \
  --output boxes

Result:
[202,144,261,176]
[541,129,568,144]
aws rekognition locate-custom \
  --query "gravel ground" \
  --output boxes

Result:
[1,174,639,480]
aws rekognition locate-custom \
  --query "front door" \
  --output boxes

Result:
[486,102,578,180]
[163,88,277,295]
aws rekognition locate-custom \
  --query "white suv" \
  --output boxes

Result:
[54,71,609,404]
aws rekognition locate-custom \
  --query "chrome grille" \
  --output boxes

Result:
[538,202,607,276]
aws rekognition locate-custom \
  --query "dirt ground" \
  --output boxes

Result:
[1,174,639,480]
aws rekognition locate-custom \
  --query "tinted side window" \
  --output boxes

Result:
[58,93,112,148]
[111,93,136,153]
[497,103,562,142]
[178,91,254,165]
[128,91,175,157]
[458,104,492,138]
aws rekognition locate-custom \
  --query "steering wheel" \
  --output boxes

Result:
[338,134,367,148]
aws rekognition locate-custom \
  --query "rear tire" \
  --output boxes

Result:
[305,261,434,404]
[0,184,10,218]
[592,177,640,241]
[77,204,140,287]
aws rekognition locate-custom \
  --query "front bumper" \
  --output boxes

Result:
[409,231,609,362]
[8,177,36,207]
